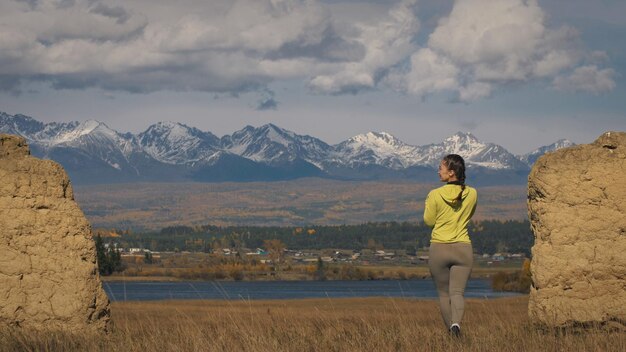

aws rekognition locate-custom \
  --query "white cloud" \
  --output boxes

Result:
[0,0,347,93]
[553,65,616,94]
[385,48,459,97]
[308,0,420,94]
[0,0,617,103]
[429,0,545,68]
[386,0,614,101]
[146,0,332,54]
[428,1,578,82]
[533,50,577,77]
[458,82,492,102]
[3,1,147,44]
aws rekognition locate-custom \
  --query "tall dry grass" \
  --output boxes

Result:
[1,296,624,352]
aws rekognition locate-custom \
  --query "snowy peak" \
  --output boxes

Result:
[0,112,45,136]
[439,132,525,169]
[402,132,526,170]
[224,124,331,165]
[141,121,219,144]
[554,139,575,148]
[141,121,218,141]
[442,132,484,154]
[226,123,295,149]
[259,123,297,146]
[332,130,523,170]
[54,120,145,169]
[4,116,126,148]
[0,113,147,174]
[0,111,577,184]
[345,131,408,149]
[333,131,420,169]
[52,120,114,145]
[520,139,576,166]
[34,121,81,143]
[139,121,220,164]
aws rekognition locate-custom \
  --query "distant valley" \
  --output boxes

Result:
[74,179,528,230]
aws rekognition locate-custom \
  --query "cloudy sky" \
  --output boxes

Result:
[0,0,624,154]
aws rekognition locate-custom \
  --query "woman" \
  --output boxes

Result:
[424,154,477,337]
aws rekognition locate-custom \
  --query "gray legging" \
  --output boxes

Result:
[429,242,473,328]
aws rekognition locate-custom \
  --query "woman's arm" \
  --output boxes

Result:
[468,188,477,219]
[423,191,437,228]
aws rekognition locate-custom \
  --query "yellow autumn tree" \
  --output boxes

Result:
[263,239,286,272]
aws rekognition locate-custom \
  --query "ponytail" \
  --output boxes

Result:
[457,184,466,204]
[442,154,466,205]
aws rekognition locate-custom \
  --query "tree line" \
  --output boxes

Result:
[101,220,533,256]
[95,234,124,275]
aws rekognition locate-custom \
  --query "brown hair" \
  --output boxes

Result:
[442,154,466,204]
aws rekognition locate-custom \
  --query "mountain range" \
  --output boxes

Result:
[0,111,575,185]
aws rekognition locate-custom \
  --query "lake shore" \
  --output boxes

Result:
[101,265,519,282]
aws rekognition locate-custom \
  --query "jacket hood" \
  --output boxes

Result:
[439,184,470,206]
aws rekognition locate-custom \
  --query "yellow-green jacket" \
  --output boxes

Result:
[423,184,477,244]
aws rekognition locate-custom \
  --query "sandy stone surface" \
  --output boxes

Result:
[528,131,626,328]
[0,134,110,332]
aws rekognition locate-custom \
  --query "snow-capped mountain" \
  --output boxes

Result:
[54,120,140,170]
[332,132,422,169]
[0,112,79,145]
[519,139,576,166]
[51,120,140,155]
[0,113,142,167]
[222,123,332,167]
[1,113,133,152]
[332,131,527,170]
[0,112,45,136]
[0,111,575,185]
[138,121,221,165]
[418,132,529,170]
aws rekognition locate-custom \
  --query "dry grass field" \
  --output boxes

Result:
[2,296,624,352]
[74,179,527,229]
